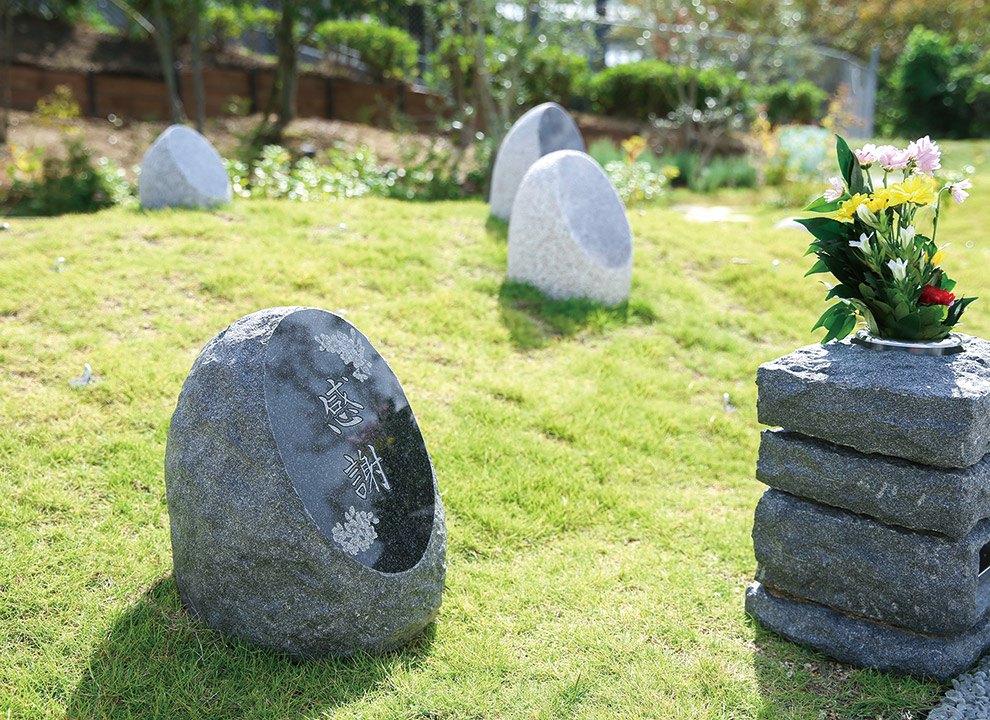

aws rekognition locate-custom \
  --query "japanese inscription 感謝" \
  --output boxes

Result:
[318,376,364,435]
[344,444,391,499]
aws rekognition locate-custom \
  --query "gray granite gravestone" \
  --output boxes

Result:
[139,124,232,210]
[747,336,990,679]
[489,102,585,222]
[164,307,446,658]
[507,149,632,306]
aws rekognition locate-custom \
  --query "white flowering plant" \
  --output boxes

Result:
[798,135,977,343]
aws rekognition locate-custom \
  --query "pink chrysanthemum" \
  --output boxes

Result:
[908,136,942,176]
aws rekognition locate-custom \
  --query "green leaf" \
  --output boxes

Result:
[892,313,922,339]
[805,195,843,213]
[795,217,849,243]
[825,284,856,300]
[811,302,848,331]
[804,258,831,277]
[821,311,857,343]
[835,134,865,195]
[857,283,875,300]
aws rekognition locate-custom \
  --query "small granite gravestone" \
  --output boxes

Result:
[165,307,445,658]
[747,336,990,680]
[507,149,632,306]
[489,102,585,222]
[139,125,232,210]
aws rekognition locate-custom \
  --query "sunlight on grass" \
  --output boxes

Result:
[6,139,990,718]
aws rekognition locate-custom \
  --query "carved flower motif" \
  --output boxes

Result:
[331,506,379,556]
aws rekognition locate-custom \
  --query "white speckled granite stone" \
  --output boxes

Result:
[164,307,446,658]
[139,124,232,209]
[489,102,585,221]
[757,336,990,468]
[507,149,632,306]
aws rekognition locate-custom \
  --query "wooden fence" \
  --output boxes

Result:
[6,63,445,128]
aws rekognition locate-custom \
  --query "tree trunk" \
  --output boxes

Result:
[191,0,205,132]
[469,0,500,144]
[0,5,12,147]
[150,0,185,123]
[274,0,298,131]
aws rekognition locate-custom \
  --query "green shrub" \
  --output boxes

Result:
[586,60,743,121]
[3,86,134,215]
[891,26,976,138]
[518,44,589,107]
[603,161,668,204]
[314,19,418,82]
[5,138,133,216]
[692,155,758,193]
[226,140,478,203]
[226,144,384,201]
[753,81,827,125]
[587,138,625,167]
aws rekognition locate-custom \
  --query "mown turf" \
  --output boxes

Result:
[3,144,990,719]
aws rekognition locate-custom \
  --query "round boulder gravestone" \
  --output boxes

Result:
[507,149,633,306]
[489,102,585,222]
[164,307,446,658]
[139,124,232,210]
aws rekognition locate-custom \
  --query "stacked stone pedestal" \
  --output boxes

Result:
[746,336,990,680]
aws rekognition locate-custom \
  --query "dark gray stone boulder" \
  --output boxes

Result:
[757,429,990,539]
[746,582,990,681]
[756,336,990,468]
[164,306,446,658]
[753,489,990,636]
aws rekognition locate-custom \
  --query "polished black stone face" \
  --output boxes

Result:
[263,309,434,573]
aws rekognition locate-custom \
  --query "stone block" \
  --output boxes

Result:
[507,149,632,306]
[489,102,585,222]
[746,582,990,680]
[756,336,990,468]
[164,307,446,658]
[757,429,990,539]
[753,489,990,636]
[139,124,232,209]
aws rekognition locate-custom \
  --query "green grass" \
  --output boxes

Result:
[4,142,990,719]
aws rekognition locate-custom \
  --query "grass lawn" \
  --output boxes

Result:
[3,142,990,719]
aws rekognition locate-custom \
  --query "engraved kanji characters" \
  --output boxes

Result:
[344,444,391,499]
[318,376,364,434]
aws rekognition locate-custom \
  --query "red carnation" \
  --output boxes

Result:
[919,285,956,306]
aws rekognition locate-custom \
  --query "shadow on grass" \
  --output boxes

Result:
[749,621,943,720]
[67,574,437,719]
[485,214,508,243]
[498,280,657,350]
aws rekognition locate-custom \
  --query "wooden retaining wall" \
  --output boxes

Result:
[6,63,444,128]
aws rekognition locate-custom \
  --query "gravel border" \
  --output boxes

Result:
[928,655,990,719]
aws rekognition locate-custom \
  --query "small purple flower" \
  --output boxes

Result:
[949,179,973,204]
[908,136,942,176]
[824,176,844,202]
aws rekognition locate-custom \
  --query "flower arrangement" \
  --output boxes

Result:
[799,135,977,343]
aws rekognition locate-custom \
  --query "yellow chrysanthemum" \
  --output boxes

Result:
[864,189,891,213]
[887,176,937,207]
[835,193,868,221]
